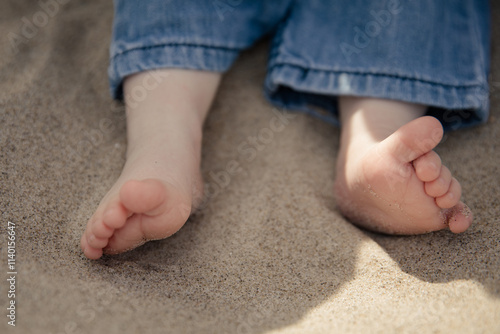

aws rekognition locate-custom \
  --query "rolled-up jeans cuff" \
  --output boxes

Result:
[109,44,238,99]
[265,64,489,131]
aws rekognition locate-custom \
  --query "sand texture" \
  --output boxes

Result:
[0,1,499,333]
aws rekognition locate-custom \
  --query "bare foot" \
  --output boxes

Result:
[81,69,220,259]
[334,97,473,235]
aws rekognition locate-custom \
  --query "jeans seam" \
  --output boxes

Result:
[111,43,241,62]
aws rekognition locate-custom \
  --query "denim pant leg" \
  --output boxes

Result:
[108,0,291,99]
[265,0,491,131]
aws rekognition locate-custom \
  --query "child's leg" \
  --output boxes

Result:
[81,69,220,259]
[265,0,488,234]
[334,97,472,234]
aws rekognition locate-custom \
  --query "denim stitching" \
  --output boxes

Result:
[111,43,241,61]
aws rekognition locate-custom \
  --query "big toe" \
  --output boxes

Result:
[120,179,168,215]
[380,116,444,163]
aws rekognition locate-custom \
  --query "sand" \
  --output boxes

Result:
[0,1,499,333]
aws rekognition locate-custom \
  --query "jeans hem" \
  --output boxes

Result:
[265,63,489,131]
[108,44,239,99]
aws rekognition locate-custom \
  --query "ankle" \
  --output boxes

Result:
[338,97,427,155]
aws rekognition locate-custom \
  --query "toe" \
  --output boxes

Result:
[85,179,194,256]
[425,165,452,197]
[87,234,109,249]
[413,150,442,182]
[91,218,115,239]
[435,177,461,209]
[102,202,129,229]
[104,218,148,255]
[81,234,103,259]
[120,179,167,215]
[89,200,129,239]
[446,202,473,233]
[381,116,443,163]
[84,246,103,260]
[81,233,89,252]
[104,202,190,254]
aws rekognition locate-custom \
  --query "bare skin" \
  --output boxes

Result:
[81,69,220,259]
[334,97,472,234]
[80,72,472,260]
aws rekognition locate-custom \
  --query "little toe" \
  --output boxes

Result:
[413,150,442,182]
[81,235,103,259]
[436,177,462,209]
[83,246,104,260]
[446,202,473,233]
[425,165,452,197]
[80,233,89,252]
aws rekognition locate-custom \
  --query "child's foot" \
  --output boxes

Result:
[334,97,473,235]
[81,69,220,259]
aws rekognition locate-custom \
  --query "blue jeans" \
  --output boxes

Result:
[109,0,490,131]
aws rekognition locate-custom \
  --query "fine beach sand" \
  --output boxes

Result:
[1,1,499,333]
